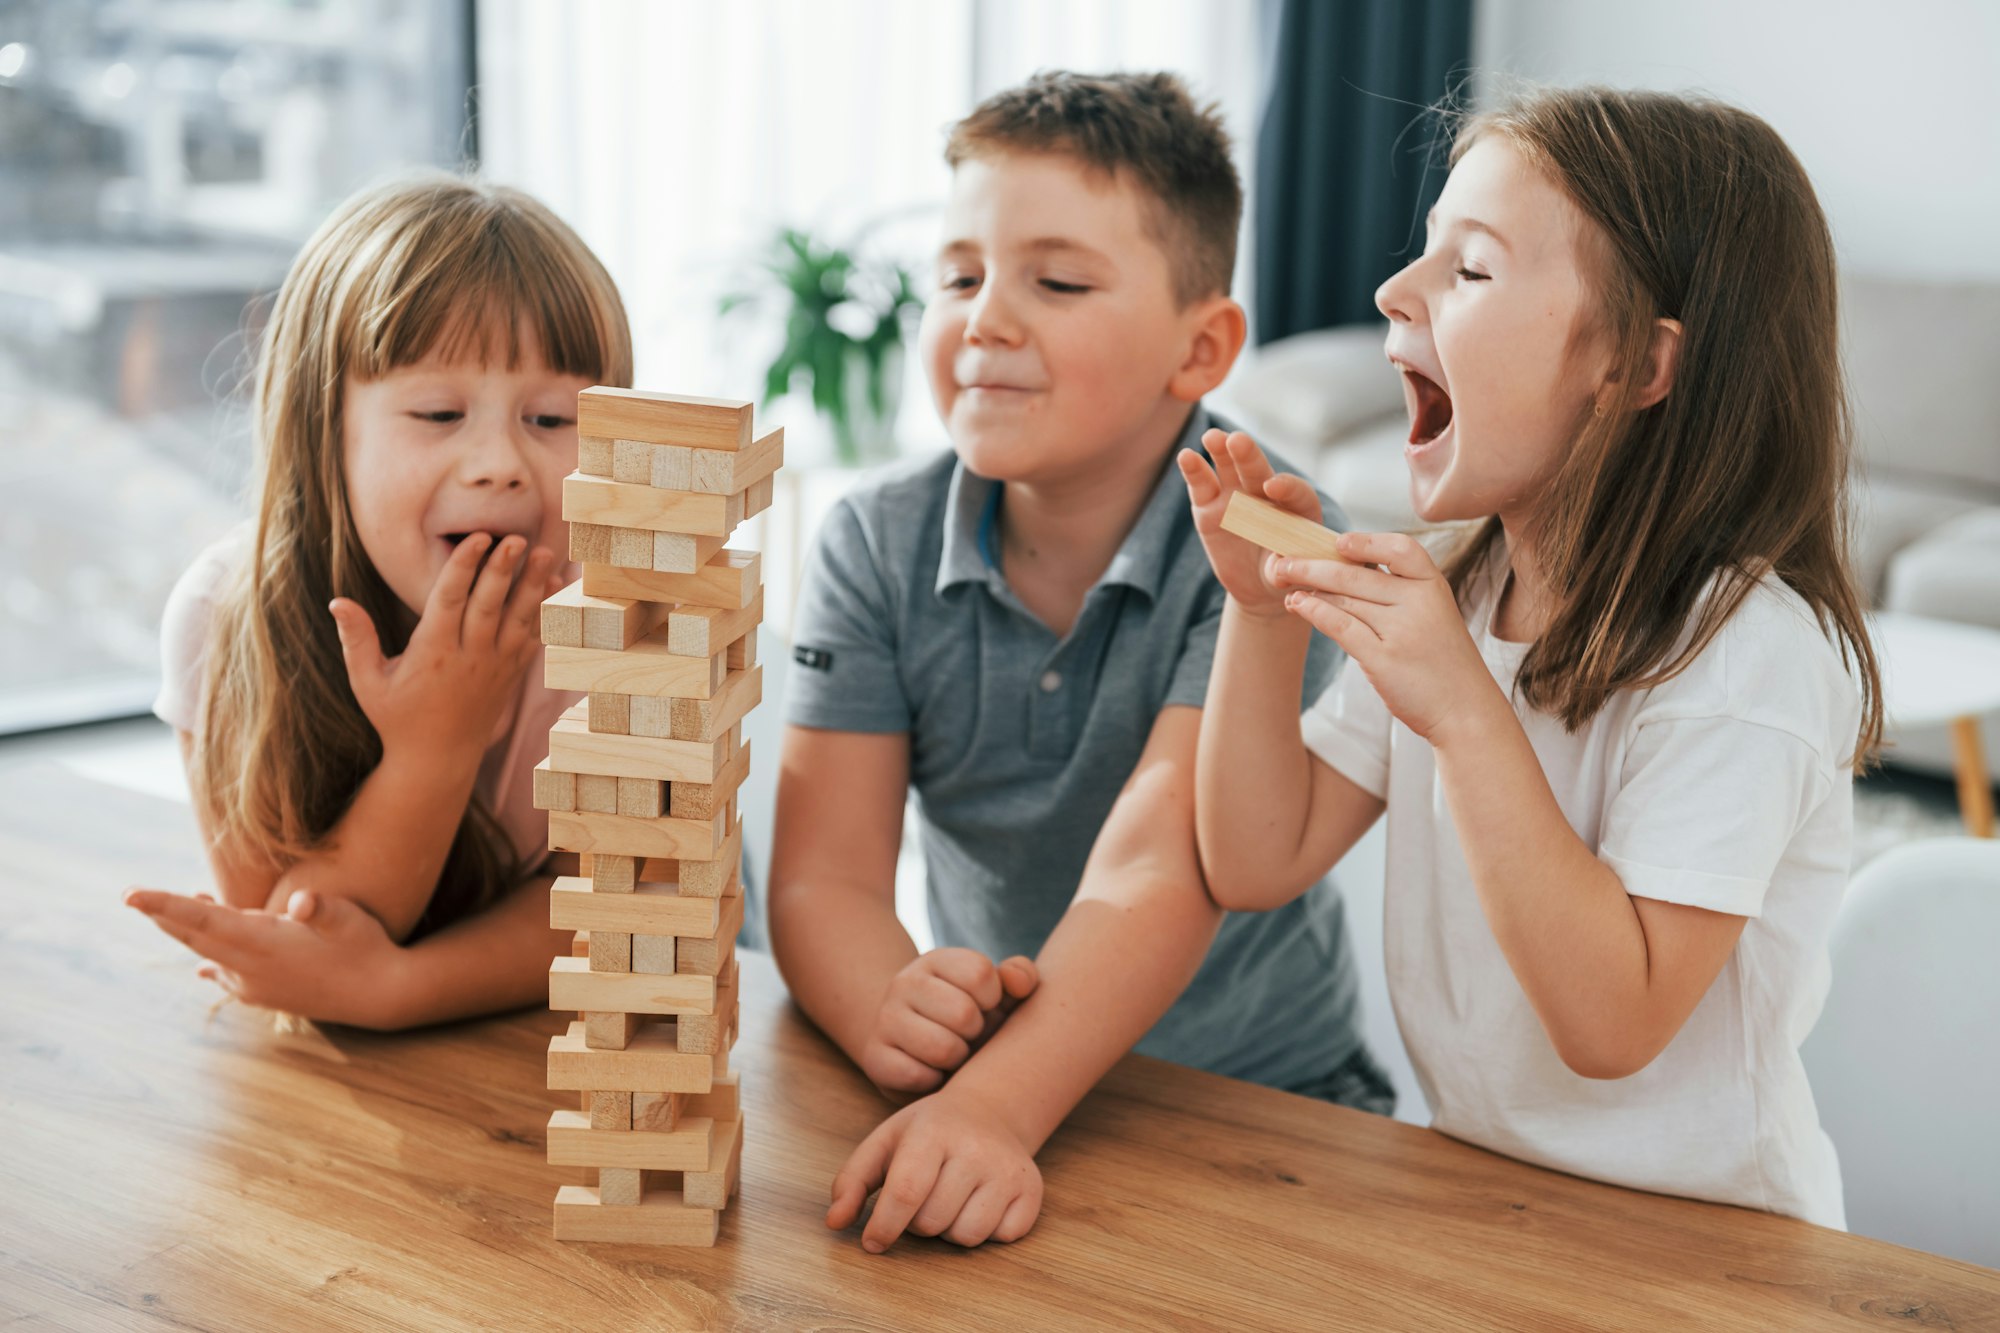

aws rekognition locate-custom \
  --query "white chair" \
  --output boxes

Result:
[1801,838,2000,1265]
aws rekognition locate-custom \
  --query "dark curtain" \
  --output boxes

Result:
[1254,0,1472,343]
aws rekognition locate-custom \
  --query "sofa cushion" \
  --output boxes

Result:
[1883,506,2000,630]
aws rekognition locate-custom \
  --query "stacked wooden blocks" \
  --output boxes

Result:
[533,386,777,1246]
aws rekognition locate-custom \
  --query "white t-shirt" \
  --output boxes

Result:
[1301,550,1861,1228]
[155,524,578,874]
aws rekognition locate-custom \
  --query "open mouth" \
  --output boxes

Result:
[1403,370,1454,446]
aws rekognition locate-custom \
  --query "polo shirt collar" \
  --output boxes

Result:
[933,405,1212,601]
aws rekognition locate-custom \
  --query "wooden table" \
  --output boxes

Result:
[4,763,1996,1331]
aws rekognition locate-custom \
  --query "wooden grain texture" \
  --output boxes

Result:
[7,764,1997,1331]
[563,472,743,538]
[1220,490,1348,562]
[545,631,726,701]
[581,549,761,612]
[576,387,752,451]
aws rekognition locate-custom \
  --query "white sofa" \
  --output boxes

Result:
[1217,276,2000,781]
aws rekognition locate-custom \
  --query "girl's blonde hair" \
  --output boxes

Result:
[1440,87,1882,767]
[193,174,632,934]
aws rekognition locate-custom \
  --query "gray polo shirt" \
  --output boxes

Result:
[786,406,1364,1091]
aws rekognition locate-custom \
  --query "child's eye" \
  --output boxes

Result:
[1455,266,1490,282]
[410,410,462,424]
[941,273,980,292]
[1040,279,1090,295]
[527,414,572,430]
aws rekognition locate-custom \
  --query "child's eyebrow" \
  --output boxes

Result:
[937,236,1113,265]
[1425,208,1513,253]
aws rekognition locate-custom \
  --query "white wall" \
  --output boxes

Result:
[1473,0,2000,283]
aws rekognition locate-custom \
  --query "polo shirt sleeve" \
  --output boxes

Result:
[784,497,912,734]
[1163,583,1224,710]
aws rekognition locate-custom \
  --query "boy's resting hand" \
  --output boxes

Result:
[123,884,411,1029]
[1178,428,1325,618]
[827,1082,1043,1252]
[860,948,1038,1099]
[328,531,560,766]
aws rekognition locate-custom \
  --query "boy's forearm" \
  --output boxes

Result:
[768,878,918,1063]
[385,871,568,1029]
[270,745,482,939]
[1196,600,1324,905]
[948,869,1221,1152]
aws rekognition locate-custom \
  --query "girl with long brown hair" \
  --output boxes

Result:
[124,174,631,1028]
[1180,87,1880,1226]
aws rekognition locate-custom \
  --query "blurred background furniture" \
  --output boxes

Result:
[1801,835,2000,1268]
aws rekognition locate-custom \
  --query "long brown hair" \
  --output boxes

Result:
[1441,87,1882,766]
[193,175,632,934]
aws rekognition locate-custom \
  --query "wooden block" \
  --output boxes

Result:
[671,741,750,822]
[548,1020,718,1094]
[667,666,761,745]
[575,774,619,815]
[678,819,742,898]
[675,957,736,1055]
[546,1108,715,1171]
[588,691,631,735]
[633,1090,686,1133]
[588,929,631,972]
[676,890,743,976]
[684,1114,743,1210]
[581,853,677,883]
[690,426,784,495]
[611,438,651,484]
[597,1167,642,1207]
[550,956,716,1016]
[727,628,757,672]
[543,579,674,652]
[611,526,655,568]
[684,1074,738,1124]
[552,1185,718,1246]
[546,631,727,700]
[651,444,694,491]
[1218,490,1347,562]
[550,807,725,864]
[550,709,730,784]
[549,878,723,938]
[616,776,664,819]
[745,474,774,519]
[570,521,614,564]
[532,759,576,812]
[633,932,676,975]
[583,1010,641,1050]
[591,853,636,894]
[582,549,761,611]
[666,591,764,658]
[652,529,728,575]
[590,1090,632,1131]
[579,434,615,476]
[576,387,753,451]
[570,930,589,959]
[563,472,744,538]
[628,695,675,739]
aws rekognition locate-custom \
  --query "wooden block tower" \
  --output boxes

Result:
[532,386,777,1246]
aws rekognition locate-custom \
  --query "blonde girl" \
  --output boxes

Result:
[1180,88,1880,1226]
[126,175,630,1029]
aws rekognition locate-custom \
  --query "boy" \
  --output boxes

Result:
[769,70,1383,1253]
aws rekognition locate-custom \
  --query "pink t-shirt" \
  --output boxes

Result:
[154,523,579,874]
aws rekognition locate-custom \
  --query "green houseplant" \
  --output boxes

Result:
[720,226,923,466]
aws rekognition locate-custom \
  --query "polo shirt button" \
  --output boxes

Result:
[1039,670,1063,694]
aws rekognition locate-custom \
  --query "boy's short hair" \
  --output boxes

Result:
[945,70,1242,306]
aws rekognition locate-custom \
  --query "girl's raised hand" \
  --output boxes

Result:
[1271,531,1501,746]
[329,533,558,764]
[122,884,411,1029]
[1178,428,1325,618]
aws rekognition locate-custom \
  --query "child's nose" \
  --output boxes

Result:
[1375,259,1424,325]
[459,425,530,490]
[964,282,1025,346]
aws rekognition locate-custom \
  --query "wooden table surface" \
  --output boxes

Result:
[4,762,1997,1332]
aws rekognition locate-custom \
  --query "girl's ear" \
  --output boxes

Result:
[1630,316,1683,410]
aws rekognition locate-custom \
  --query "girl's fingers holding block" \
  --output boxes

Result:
[1337,529,1438,579]
[1287,589,1383,648]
